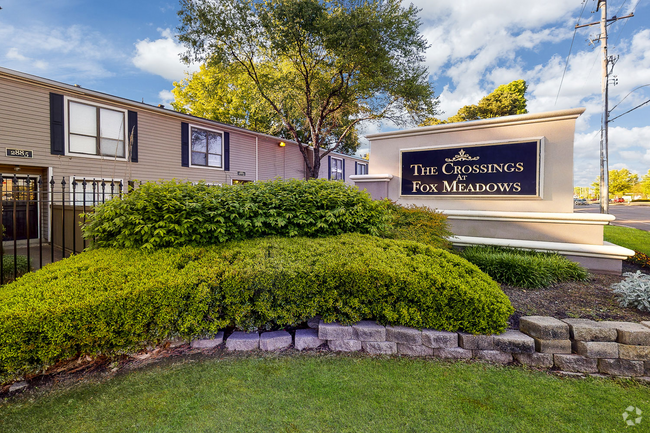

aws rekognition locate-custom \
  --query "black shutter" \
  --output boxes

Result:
[128,110,138,163]
[342,159,345,181]
[224,132,230,171]
[181,122,189,167]
[355,161,358,176]
[50,93,65,155]
[328,156,331,180]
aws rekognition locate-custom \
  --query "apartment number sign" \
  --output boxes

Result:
[6,148,33,158]
[400,140,542,198]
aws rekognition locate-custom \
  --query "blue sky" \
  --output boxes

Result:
[1,0,648,187]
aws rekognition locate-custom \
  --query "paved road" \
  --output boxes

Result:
[574,203,650,231]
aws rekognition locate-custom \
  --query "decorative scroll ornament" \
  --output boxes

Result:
[445,149,480,162]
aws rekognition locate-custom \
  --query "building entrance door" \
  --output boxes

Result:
[1,175,40,241]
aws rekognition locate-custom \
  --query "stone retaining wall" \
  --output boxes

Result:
[190,316,650,379]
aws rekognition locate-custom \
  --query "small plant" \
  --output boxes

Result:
[1,255,30,283]
[611,271,650,312]
[380,202,452,250]
[459,245,589,289]
[627,251,650,268]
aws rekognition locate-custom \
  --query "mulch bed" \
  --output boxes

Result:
[504,262,650,329]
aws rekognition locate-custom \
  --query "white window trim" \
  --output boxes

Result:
[68,176,124,206]
[331,157,344,180]
[63,96,129,161]
[188,123,225,171]
[356,162,368,175]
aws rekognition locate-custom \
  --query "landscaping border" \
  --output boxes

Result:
[189,316,650,379]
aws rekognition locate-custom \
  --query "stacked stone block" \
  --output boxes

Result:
[207,316,650,379]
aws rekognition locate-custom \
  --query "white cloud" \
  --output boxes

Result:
[0,22,123,80]
[132,28,200,81]
[158,89,175,107]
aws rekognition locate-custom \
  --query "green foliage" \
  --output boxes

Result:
[591,169,639,198]
[82,179,390,250]
[177,0,438,177]
[1,255,30,283]
[640,169,650,197]
[611,271,650,312]
[0,234,512,375]
[421,80,528,125]
[459,245,588,289]
[381,202,452,250]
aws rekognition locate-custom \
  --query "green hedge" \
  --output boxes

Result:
[0,234,512,376]
[460,245,589,289]
[82,179,390,249]
[382,202,452,250]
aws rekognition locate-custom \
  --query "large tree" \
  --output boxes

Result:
[591,168,639,198]
[421,80,527,126]
[639,169,650,197]
[177,0,438,178]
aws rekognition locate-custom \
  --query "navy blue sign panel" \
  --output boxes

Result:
[401,141,541,197]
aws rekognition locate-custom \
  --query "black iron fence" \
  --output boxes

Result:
[0,175,128,284]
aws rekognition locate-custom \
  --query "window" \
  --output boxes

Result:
[356,163,368,175]
[69,178,123,206]
[331,157,343,180]
[68,100,126,158]
[191,126,223,168]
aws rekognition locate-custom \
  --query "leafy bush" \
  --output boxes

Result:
[82,179,390,249]
[611,271,650,312]
[1,255,30,283]
[0,234,512,376]
[459,245,589,289]
[381,202,452,250]
[627,251,650,268]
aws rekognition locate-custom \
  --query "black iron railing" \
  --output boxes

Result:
[0,175,128,284]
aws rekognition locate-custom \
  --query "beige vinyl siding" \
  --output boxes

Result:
[0,79,51,168]
[317,153,365,184]
[227,130,256,183]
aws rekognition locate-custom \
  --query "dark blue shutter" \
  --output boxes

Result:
[181,122,189,167]
[224,132,230,171]
[128,110,138,163]
[355,161,358,175]
[50,93,65,155]
[342,159,345,181]
[327,156,331,180]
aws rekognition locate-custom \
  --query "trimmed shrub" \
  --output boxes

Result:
[459,245,589,289]
[381,202,452,250]
[82,179,391,249]
[0,234,512,376]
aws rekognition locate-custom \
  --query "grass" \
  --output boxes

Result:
[1,353,649,432]
[604,225,650,255]
[459,245,588,289]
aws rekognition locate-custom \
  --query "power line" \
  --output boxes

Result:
[555,0,590,105]
[609,83,650,113]
[608,98,650,122]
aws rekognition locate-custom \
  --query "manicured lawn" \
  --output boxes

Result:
[1,354,649,432]
[604,225,650,255]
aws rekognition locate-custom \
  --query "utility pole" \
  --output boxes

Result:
[575,0,633,214]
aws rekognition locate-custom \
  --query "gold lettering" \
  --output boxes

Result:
[410,164,423,176]
[516,162,524,172]
[412,180,421,193]
[486,183,497,192]
[513,183,521,192]
[443,180,457,192]
[504,163,515,172]
[442,163,454,175]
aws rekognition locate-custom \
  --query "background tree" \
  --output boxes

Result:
[641,169,650,197]
[591,169,639,198]
[421,80,527,126]
[177,0,438,178]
